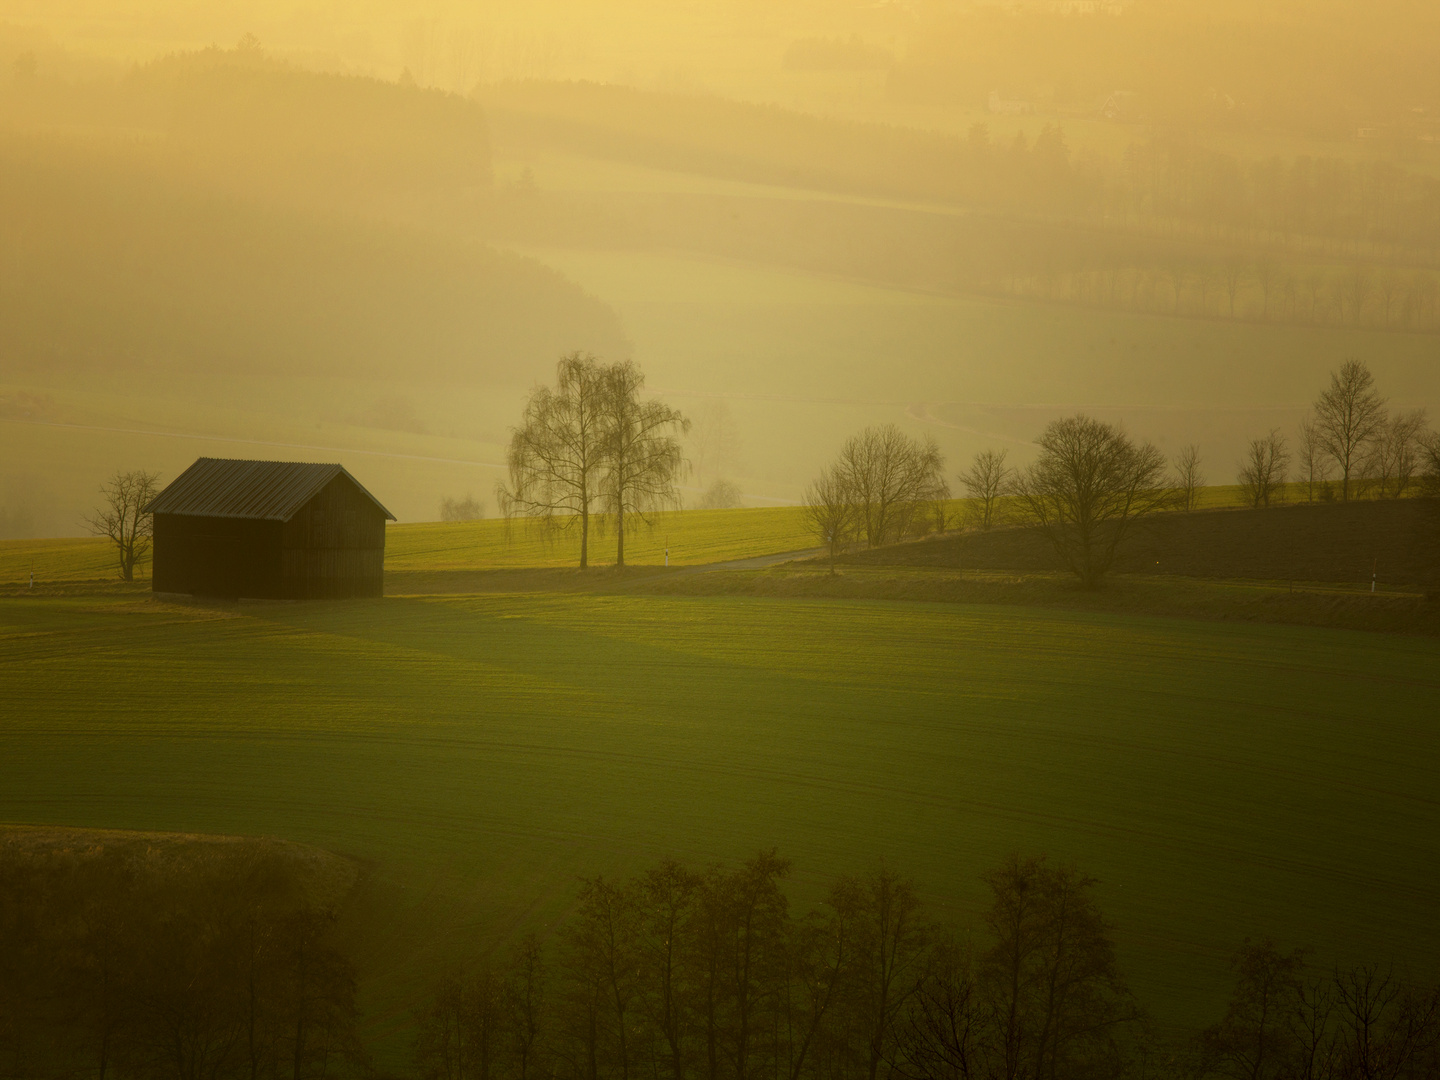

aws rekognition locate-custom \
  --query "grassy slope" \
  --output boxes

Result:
[3,591,1439,1056]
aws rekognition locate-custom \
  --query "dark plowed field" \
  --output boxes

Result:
[847,499,1440,590]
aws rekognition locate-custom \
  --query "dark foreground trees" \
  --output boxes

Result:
[498,354,688,568]
[1012,416,1169,588]
[1196,940,1440,1080]
[417,853,1141,1080]
[86,469,161,582]
[0,838,361,1080]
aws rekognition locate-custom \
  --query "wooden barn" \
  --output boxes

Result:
[144,458,396,599]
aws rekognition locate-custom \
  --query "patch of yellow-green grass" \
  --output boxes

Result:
[385,505,818,571]
[0,535,140,592]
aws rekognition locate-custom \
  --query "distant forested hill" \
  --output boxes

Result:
[0,134,626,384]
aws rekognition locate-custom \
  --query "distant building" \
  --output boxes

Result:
[1100,90,1139,121]
[144,457,395,600]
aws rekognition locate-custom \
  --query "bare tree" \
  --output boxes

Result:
[1255,257,1280,320]
[1289,977,1341,1080]
[1332,966,1440,1080]
[504,935,547,1080]
[1312,359,1387,501]
[497,353,608,568]
[696,479,743,510]
[834,426,949,548]
[600,362,689,567]
[1011,416,1169,588]
[1342,265,1373,326]
[559,877,641,1080]
[1173,445,1205,512]
[804,465,860,575]
[957,449,1013,530]
[1422,431,1440,497]
[1221,257,1249,318]
[88,470,161,582]
[415,968,505,1080]
[1376,269,1403,329]
[833,867,929,1080]
[981,856,1134,1080]
[440,496,485,522]
[1411,271,1438,330]
[1198,940,1305,1080]
[1237,430,1290,508]
[633,860,701,1080]
[1364,409,1429,499]
[1295,418,1332,502]
[892,934,985,1080]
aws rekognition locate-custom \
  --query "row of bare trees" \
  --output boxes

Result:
[873,359,1440,587]
[995,260,1440,333]
[809,418,1171,588]
[804,426,950,572]
[0,841,360,1080]
[1241,360,1439,508]
[498,353,689,568]
[417,855,1440,1080]
[414,853,1138,1080]
[1195,940,1440,1080]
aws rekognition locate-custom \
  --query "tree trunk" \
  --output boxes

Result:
[580,505,589,570]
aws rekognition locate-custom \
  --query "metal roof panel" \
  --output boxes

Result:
[144,458,396,522]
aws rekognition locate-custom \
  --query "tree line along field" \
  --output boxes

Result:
[0,484,1279,590]
[2,587,1439,1064]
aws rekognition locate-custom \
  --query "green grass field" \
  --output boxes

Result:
[3,586,1439,1057]
[387,506,817,571]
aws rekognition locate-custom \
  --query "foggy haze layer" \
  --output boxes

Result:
[1,0,1438,533]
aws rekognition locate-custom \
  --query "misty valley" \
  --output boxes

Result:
[2,3,1440,1079]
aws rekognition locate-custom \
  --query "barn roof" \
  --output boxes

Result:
[144,457,396,522]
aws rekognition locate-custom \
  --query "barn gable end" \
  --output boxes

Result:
[145,458,395,600]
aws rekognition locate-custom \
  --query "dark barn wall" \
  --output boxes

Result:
[280,476,387,599]
[152,514,284,598]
